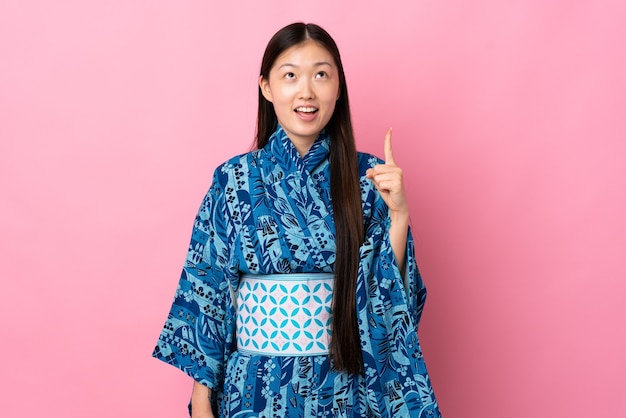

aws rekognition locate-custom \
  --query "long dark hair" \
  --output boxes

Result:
[256,23,364,374]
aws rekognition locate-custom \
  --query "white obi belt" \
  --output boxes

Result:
[235,273,333,356]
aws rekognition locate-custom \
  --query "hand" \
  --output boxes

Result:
[191,382,214,418]
[366,129,409,216]
[191,410,214,418]
[366,128,410,271]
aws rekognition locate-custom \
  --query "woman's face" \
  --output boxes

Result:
[260,40,340,155]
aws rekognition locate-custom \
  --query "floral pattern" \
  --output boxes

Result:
[153,126,441,417]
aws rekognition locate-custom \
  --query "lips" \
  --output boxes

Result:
[294,106,319,114]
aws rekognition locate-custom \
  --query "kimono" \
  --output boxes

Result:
[153,126,441,417]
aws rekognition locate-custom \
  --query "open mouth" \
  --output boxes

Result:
[295,106,319,115]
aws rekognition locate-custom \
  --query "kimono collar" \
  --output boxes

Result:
[266,125,331,173]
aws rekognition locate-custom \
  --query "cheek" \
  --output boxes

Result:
[324,92,338,114]
[324,84,341,106]
[273,100,293,117]
[273,89,296,106]
[326,101,337,116]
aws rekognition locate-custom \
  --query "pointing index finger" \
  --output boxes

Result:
[384,128,395,165]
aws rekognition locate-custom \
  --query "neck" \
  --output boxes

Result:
[289,136,316,157]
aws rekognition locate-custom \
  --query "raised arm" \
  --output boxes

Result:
[365,128,410,271]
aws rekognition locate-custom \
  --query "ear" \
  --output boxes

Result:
[259,76,273,103]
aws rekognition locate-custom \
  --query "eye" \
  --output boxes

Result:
[284,72,296,79]
[315,71,328,78]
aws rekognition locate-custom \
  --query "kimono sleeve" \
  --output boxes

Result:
[152,166,236,389]
[361,184,427,328]
[356,189,440,417]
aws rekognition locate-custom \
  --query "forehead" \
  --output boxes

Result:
[272,40,336,69]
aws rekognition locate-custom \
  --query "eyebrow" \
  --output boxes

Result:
[277,61,333,69]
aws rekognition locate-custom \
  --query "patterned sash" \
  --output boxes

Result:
[236,273,333,356]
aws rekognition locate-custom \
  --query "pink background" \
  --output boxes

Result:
[1,1,625,417]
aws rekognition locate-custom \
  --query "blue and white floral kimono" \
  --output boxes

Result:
[153,126,441,417]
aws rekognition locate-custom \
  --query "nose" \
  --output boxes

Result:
[298,79,314,100]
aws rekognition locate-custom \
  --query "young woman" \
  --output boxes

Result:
[153,22,441,417]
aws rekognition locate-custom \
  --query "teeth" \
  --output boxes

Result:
[296,107,317,113]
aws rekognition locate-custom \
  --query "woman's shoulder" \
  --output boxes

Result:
[203,149,263,204]
[357,151,384,176]
[213,149,264,178]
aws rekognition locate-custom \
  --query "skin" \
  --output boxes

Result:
[366,128,410,274]
[192,42,410,418]
[191,382,212,418]
[259,40,340,157]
